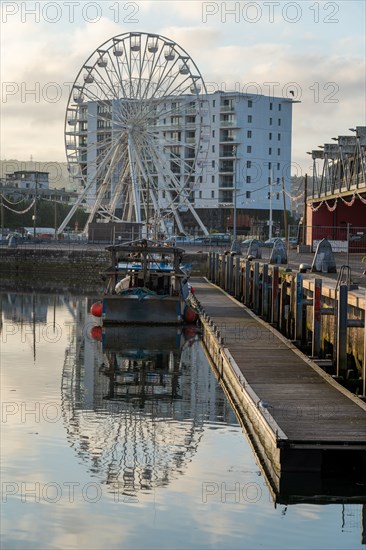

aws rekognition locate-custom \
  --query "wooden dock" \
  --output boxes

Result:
[192,277,366,477]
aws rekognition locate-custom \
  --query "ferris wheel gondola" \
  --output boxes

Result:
[58,31,210,238]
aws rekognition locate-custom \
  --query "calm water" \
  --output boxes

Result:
[1,292,365,550]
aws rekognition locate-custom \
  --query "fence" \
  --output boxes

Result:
[289,225,366,253]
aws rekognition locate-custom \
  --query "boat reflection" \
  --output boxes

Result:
[99,326,192,404]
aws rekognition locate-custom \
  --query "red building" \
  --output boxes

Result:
[305,126,366,251]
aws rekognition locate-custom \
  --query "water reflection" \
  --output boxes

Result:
[61,310,236,499]
[1,290,366,547]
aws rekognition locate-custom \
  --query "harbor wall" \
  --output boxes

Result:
[0,246,208,291]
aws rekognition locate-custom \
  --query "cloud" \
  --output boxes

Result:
[0,4,365,170]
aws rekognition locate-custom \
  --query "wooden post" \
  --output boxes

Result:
[227,254,233,293]
[312,278,322,357]
[253,262,260,314]
[279,276,287,334]
[262,263,269,320]
[234,256,240,299]
[214,253,219,285]
[220,254,225,288]
[245,260,251,307]
[336,284,348,377]
[271,266,279,325]
[363,289,366,397]
[295,273,303,342]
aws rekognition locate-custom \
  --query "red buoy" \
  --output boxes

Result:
[90,301,102,317]
[184,305,198,324]
[90,326,102,341]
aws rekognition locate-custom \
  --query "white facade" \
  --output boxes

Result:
[194,91,293,212]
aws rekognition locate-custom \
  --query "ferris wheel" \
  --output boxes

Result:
[58,31,210,237]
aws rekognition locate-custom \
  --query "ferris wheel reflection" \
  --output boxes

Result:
[61,315,234,500]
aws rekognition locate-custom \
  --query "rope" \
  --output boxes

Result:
[2,199,35,214]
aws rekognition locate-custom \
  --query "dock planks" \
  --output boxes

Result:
[193,277,366,447]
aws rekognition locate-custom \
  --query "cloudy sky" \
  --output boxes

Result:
[1,0,365,175]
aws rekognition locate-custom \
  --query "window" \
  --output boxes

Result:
[277,148,281,155]
[277,162,280,170]
[212,130,215,138]
[278,118,281,126]
[247,115,252,123]
[211,190,215,198]
[213,100,216,107]
[269,132,272,140]
[247,145,252,153]
[269,117,272,125]
[278,104,282,111]
[278,133,281,141]
[247,160,251,168]
[246,175,251,183]
[212,115,215,123]
[248,100,252,108]
[162,191,166,199]
[246,191,251,199]
[269,148,272,155]
[270,102,273,110]
[276,193,280,200]
[267,192,271,199]
[247,130,252,138]
[199,191,202,199]
[212,175,215,183]
[277,177,280,184]
[212,160,215,168]
[212,145,215,153]
[268,162,272,169]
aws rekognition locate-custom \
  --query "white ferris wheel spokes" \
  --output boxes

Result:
[60,31,210,237]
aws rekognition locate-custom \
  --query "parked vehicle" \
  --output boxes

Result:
[203,233,231,245]
[263,237,281,247]
[163,235,193,246]
[241,238,265,247]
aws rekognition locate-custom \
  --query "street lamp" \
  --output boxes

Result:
[232,145,237,246]
[32,172,38,239]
